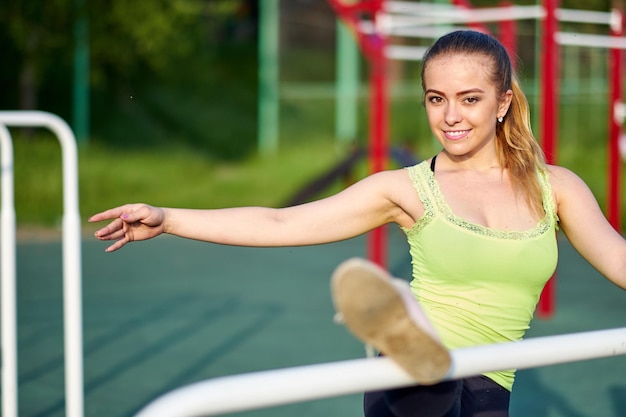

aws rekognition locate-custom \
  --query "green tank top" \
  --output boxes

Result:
[401,160,559,391]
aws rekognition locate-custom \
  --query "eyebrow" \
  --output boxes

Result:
[425,88,486,96]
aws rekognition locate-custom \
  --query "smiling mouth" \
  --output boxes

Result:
[444,129,470,139]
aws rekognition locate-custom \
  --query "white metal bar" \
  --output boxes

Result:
[386,3,610,26]
[556,31,626,49]
[0,124,17,417]
[386,45,429,61]
[386,25,463,39]
[385,1,455,15]
[556,8,613,25]
[0,111,84,417]
[134,327,626,417]
[384,6,544,31]
[376,4,621,39]
[358,6,545,35]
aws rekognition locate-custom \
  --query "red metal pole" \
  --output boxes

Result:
[538,0,559,319]
[367,31,389,267]
[540,0,559,165]
[608,6,623,232]
[327,0,389,267]
[499,1,518,70]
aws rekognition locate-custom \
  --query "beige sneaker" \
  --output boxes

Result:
[331,257,451,385]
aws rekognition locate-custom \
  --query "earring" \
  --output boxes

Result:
[497,117,504,123]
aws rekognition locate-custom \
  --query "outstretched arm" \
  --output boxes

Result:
[550,166,626,289]
[90,170,417,252]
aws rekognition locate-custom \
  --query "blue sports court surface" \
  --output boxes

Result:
[13,226,626,417]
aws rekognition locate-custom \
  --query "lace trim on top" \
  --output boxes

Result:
[404,162,559,240]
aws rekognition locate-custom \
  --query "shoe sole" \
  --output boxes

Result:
[331,258,451,385]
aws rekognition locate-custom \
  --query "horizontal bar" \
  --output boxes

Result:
[387,2,611,26]
[135,327,626,417]
[386,1,454,15]
[380,5,544,31]
[556,8,613,25]
[357,6,544,35]
[557,31,626,49]
[376,5,618,36]
[386,45,429,61]
[385,25,465,39]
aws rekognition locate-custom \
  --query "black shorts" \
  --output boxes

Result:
[364,375,510,417]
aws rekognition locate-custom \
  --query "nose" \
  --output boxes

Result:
[444,103,462,125]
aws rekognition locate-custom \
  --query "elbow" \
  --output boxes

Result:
[617,270,626,291]
[610,260,626,290]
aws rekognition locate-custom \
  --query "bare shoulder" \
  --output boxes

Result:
[368,168,416,192]
[357,168,412,189]
[545,164,580,182]
[545,164,589,195]
[370,167,413,180]
[545,164,598,213]
[354,168,414,201]
[370,168,424,226]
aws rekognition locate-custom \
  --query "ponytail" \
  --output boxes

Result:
[497,78,547,216]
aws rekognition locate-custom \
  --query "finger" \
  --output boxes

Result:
[118,204,153,224]
[105,237,129,253]
[89,206,128,223]
[94,218,125,240]
[97,228,127,242]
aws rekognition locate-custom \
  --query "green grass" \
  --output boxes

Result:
[9,134,350,231]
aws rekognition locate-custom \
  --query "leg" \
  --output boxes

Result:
[364,390,396,417]
[459,376,510,417]
[331,258,451,384]
[364,381,463,417]
[364,376,510,417]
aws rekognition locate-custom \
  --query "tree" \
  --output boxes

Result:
[0,0,248,111]
[1,0,73,111]
[87,0,206,91]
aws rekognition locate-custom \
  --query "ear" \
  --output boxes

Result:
[498,89,513,119]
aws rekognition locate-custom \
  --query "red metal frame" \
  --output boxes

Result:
[537,0,559,318]
[498,1,518,70]
[327,1,626,321]
[608,8,624,232]
[328,0,389,267]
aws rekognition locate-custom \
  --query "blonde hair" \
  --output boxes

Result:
[422,30,547,216]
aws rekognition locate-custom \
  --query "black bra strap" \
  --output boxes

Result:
[430,154,437,173]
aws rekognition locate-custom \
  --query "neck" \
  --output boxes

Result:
[438,150,502,173]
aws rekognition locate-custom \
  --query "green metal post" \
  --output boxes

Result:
[335,20,359,145]
[258,0,280,155]
[73,0,89,145]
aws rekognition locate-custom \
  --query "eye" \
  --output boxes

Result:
[427,95,444,104]
[463,96,480,104]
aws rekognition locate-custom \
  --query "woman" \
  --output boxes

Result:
[90,30,626,416]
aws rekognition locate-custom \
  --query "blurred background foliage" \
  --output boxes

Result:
[1,0,259,159]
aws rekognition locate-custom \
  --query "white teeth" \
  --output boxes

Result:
[446,130,469,137]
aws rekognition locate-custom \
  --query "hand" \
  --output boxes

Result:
[89,203,166,252]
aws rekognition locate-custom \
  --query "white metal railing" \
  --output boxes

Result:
[356,3,626,61]
[134,326,626,417]
[0,111,83,417]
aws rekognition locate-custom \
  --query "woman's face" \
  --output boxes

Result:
[423,53,512,161]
